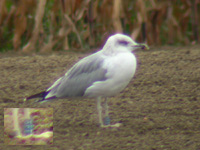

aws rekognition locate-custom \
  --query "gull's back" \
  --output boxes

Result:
[45,51,108,99]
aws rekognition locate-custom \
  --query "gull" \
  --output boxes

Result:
[25,34,149,128]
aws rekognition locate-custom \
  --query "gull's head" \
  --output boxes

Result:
[103,34,149,53]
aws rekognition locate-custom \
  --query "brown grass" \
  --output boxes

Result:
[0,0,199,52]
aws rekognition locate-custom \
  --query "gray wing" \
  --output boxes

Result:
[45,52,107,99]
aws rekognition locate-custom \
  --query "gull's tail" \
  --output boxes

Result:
[24,91,48,102]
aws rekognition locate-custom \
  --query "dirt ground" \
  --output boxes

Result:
[0,45,200,149]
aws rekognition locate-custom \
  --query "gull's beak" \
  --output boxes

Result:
[133,43,149,50]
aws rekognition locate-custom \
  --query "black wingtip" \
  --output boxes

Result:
[24,91,48,102]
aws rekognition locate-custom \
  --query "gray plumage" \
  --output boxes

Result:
[46,52,107,98]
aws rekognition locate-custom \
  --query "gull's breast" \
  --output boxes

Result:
[84,52,137,97]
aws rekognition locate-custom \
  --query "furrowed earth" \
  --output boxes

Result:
[0,46,200,149]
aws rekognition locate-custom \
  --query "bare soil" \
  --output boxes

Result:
[0,46,200,149]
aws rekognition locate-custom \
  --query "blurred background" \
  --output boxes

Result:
[0,0,199,52]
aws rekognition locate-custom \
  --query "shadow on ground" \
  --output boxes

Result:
[0,46,200,149]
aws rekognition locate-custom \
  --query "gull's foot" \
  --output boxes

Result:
[103,116,111,125]
[100,123,122,128]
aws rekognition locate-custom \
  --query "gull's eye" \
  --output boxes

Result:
[118,40,129,46]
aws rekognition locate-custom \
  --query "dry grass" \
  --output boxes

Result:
[0,0,199,52]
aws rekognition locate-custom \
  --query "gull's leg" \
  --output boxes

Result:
[100,98,122,128]
[97,97,104,126]
[103,98,111,125]
[105,98,109,117]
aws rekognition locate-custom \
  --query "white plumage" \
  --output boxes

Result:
[25,34,149,127]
